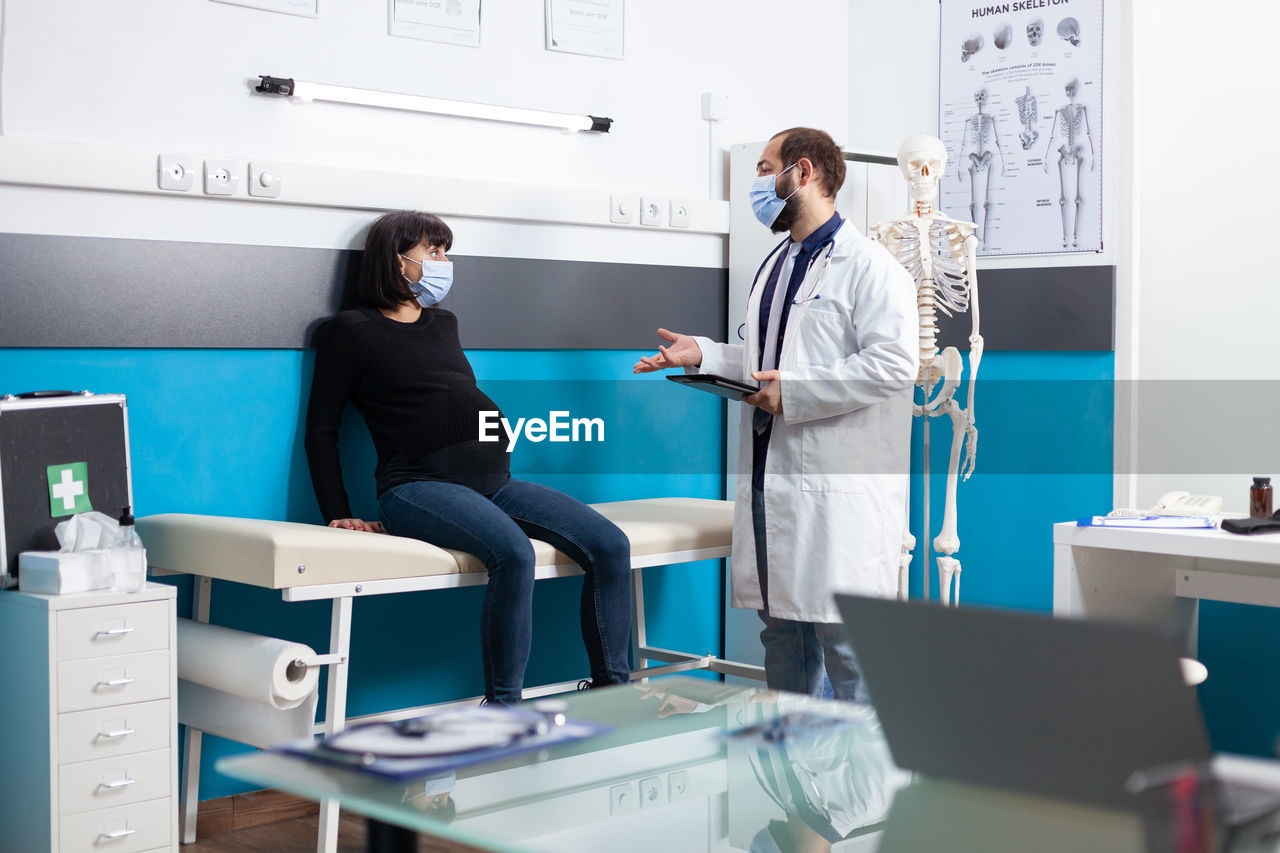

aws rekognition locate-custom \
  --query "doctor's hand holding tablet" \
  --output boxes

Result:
[633,328,784,415]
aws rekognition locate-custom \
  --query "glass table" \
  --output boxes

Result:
[219,676,1280,853]
[218,677,906,853]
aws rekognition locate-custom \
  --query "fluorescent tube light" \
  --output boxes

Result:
[254,76,612,133]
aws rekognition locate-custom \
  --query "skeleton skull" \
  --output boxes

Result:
[1057,17,1080,46]
[897,134,948,204]
[961,33,984,62]
[973,88,988,110]
[994,23,1012,50]
[1065,78,1079,100]
[1027,18,1043,46]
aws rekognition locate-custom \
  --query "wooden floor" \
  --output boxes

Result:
[187,811,486,853]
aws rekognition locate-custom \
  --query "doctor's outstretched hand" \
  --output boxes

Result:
[633,328,702,373]
[745,370,783,416]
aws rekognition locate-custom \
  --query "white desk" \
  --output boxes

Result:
[1053,522,1280,653]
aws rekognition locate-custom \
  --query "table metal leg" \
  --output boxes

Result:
[179,575,212,845]
[365,817,418,853]
[317,595,354,853]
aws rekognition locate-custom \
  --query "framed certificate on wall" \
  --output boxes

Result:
[545,0,624,59]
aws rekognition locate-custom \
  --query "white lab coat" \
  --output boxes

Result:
[693,220,918,622]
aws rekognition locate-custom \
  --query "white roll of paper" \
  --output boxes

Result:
[178,680,317,749]
[176,618,319,710]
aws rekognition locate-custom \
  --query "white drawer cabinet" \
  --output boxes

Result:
[0,585,178,852]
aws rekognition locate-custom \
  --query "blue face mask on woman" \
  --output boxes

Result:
[400,255,453,307]
[749,163,800,227]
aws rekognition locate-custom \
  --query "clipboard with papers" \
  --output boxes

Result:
[276,703,610,780]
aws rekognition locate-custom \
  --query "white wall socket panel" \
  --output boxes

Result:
[249,162,282,198]
[640,197,666,227]
[609,782,636,815]
[609,194,636,225]
[157,154,194,192]
[639,775,665,808]
[669,200,690,228]
[668,770,690,801]
[203,159,238,196]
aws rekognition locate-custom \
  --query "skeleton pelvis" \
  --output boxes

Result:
[918,346,963,410]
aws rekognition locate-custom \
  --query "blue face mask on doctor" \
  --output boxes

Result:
[400,254,453,307]
[749,162,800,228]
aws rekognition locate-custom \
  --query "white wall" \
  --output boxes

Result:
[0,0,850,268]
[1128,0,1280,509]
[848,0,939,156]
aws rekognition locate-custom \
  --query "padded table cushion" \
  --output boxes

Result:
[137,498,733,589]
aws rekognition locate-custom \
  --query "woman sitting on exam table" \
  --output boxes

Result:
[303,210,632,706]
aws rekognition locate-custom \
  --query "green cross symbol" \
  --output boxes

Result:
[47,462,93,518]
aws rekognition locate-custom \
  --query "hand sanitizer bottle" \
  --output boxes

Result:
[114,506,147,593]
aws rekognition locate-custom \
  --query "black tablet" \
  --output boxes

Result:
[667,373,758,401]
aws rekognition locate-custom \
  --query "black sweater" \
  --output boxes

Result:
[304,307,510,522]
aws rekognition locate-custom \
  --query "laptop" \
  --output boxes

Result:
[833,594,1215,809]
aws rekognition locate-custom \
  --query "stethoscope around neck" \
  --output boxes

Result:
[736,239,837,341]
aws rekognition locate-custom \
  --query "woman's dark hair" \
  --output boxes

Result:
[358,210,454,309]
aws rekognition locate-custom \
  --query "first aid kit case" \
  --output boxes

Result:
[0,393,133,588]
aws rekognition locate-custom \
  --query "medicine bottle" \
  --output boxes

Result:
[1250,477,1273,518]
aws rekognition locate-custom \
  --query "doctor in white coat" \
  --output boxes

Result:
[635,127,917,701]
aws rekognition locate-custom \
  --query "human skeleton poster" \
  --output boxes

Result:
[938,0,1103,256]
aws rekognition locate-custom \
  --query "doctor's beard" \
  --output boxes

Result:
[770,174,802,234]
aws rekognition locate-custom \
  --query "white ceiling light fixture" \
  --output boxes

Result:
[254,76,613,133]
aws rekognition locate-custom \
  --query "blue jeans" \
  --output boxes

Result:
[378,478,632,705]
[752,488,867,703]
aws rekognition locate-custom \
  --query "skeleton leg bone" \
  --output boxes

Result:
[968,166,979,238]
[899,517,915,601]
[982,164,993,241]
[1058,154,1070,248]
[938,557,961,607]
[1073,157,1085,247]
[932,367,967,606]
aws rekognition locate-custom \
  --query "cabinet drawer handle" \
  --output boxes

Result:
[97,727,136,739]
[99,777,137,790]
[97,677,136,688]
[95,626,135,637]
[98,826,137,840]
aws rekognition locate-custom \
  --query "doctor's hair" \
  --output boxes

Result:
[358,210,454,309]
[771,127,846,199]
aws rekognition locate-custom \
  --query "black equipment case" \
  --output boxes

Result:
[0,392,133,587]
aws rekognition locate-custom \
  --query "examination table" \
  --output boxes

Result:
[137,496,757,850]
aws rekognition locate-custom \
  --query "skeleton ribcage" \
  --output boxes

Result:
[1016,92,1038,128]
[881,220,972,317]
[965,115,995,148]
[1057,105,1085,145]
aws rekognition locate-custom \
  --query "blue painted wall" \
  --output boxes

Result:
[0,348,724,799]
[906,352,1116,612]
[8,344,1272,797]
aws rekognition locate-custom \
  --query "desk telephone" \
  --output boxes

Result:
[1109,491,1223,518]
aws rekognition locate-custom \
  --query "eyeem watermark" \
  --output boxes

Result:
[478,411,604,452]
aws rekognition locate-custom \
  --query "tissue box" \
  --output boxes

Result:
[18,550,112,595]
[0,393,132,588]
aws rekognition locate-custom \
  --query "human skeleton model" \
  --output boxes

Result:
[870,134,982,606]
[956,88,1006,245]
[1043,78,1094,248]
[1016,85,1039,150]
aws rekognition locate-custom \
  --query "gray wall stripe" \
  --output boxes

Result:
[0,234,1110,352]
[935,265,1115,352]
[0,233,727,351]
